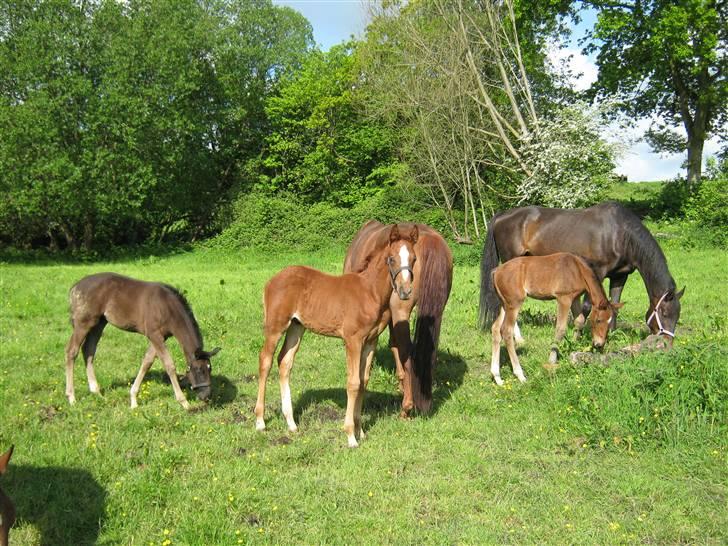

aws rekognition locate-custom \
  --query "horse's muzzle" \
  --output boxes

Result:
[398,287,412,300]
[194,385,211,401]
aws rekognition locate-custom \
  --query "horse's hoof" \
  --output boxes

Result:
[347,438,359,448]
[542,362,559,374]
[516,374,527,383]
[255,419,266,432]
[67,396,76,405]
[493,376,504,386]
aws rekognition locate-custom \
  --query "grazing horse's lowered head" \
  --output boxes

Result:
[646,287,684,344]
[590,300,624,350]
[188,347,221,402]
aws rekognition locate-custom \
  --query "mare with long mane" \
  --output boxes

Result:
[480,202,683,343]
[65,273,220,409]
[344,221,453,415]
[0,446,13,546]
[255,225,419,447]
[490,253,621,385]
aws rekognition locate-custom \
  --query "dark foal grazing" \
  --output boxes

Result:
[480,202,684,344]
[344,221,452,415]
[65,273,220,409]
[490,253,622,385]
[0,446,14,546]
[255,225,419,447]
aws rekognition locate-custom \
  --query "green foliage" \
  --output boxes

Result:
[256,44,401,206]
[0,0,313,251]
[684,167,728,247]
[211,184,450,252]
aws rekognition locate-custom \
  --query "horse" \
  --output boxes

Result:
[65,273,220,410]
[480,202,684,344]
[344,221,452,415]
[0,446,14,546]
[490,253,622,385]
[255,224,419,448]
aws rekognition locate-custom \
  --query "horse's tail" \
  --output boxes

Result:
[479,214,502,330]
[411,233,453,414]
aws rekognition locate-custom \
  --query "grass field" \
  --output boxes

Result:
[1,235,726,544]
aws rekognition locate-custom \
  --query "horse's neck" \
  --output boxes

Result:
[357,254,392,306]
[577,261,609,306]
[169,307,202,363]
[624,226,675,299]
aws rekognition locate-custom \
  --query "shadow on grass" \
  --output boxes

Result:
[107,370,238,407]
[293,349,467,427]
[4,464,106,546]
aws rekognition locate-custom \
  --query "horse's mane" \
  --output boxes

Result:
[163,284,203,346]
[616,204,675,294]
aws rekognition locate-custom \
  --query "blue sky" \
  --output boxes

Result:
[274,1,720,182]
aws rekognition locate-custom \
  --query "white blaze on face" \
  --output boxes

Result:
[398,244,410,281]
[607,315,612,325]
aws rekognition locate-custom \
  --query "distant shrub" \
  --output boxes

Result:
[210,184,451,252]
[684,175,728,247]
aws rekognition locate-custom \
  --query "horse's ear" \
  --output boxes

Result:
[208,347,221,358]
[410,225,419,243]
[597,300,609,310]
[0,445,13,475]
[611,302,624,310]
[389,224,400,243]
[676,286,685,300]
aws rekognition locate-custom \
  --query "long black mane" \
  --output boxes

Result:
[616,205,675,296]
[163,284,203,346]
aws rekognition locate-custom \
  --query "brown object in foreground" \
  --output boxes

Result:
[0,445,15,546]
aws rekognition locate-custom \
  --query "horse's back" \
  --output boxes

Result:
[495,252,587,301]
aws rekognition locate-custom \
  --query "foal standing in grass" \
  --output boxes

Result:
[490,252,622,385]
[255,225,418,448]
[65,273,219,409]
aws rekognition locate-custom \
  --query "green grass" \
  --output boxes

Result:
[0,243,726,545]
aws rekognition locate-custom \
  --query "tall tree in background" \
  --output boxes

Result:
[585,0,726,186]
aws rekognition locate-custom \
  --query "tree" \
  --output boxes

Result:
[584,0,727,186]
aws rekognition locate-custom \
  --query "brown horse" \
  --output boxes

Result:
[480,202,684,343]
[0,446,14,546]
[490,253,622,385]
[65,273,220,410]
[255,225,419,447]
[344,221,453,415]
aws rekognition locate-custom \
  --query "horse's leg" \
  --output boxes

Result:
[0,486,15,546]
[389,303,414,416]
[82,318,107,395]
[608,273,628,331]
[354,340,377,441]
[130,344,156,409]
[148,336,190,410]
[502,305,527,383]
[255,328,284,431]
[65,319,97,404]
[513,321,525,346]
[490,308,506,386]
[572,297,586,339]
[550,297,572,364]
[278,322,305,433]
[343,339,363,448]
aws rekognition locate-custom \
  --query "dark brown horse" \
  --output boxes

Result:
[0,446,14,546]
[490,253,622,385]
[480,202,684,343]
[344,221,453,415]
[255,225,419,447]
[65,273,219,409]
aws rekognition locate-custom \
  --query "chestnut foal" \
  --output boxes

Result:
[490,252,622,385]
[0,446,14,546]
[255,225,419,447]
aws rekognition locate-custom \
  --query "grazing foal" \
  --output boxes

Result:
[490,253,622,385]
[255,225,419,448]
[0,446,14,546]
[65,273,219,409]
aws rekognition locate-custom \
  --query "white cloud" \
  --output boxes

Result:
[546,44,598,91]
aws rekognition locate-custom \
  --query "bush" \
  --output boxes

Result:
[210,184,451,252]
[684,175,728,247]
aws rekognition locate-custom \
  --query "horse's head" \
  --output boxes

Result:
[590,301,623,350]
[189,347,220,401]
[646,287,684,344]
[386,224,419,301]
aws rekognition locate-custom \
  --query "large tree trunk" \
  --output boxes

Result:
[686,135,704,187]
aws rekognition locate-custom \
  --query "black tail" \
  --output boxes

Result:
[411,234,453,413]
[479,215,501,330]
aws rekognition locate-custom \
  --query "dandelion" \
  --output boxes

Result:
[368,491,373,497]
[163,529,170,536]
[608,522,620,531]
